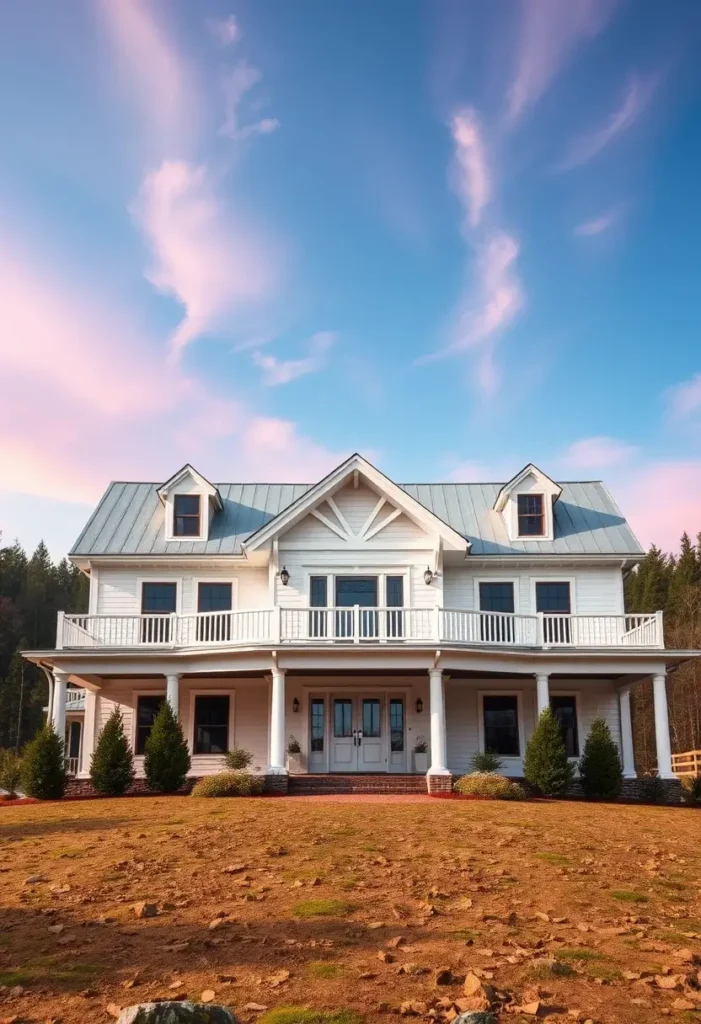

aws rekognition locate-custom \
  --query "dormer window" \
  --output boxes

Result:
[174,494,201,537]
[517,493,544,536]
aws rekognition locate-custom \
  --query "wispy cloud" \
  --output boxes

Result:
[450,109,491,229]
[666,372,701,419]
[558,73,660,170]
[207,14,240,47]
[253,332,336,386]
[219,62,280,141]
[131,160,278,360]
[506,0,618,124]
[574,209,620,236]
[560,435,638,470]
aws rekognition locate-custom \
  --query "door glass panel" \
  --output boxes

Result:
[335,578,378,637]
[68,721,81,758]
[197,583,232,641]
[386,576,404,638]
[362,699,381,738]
[333,699,353,737]
[536,582,571,643]
[309,576,328,638]
[550,695,579,757]
[479,582,515,641]
[389,699,404,751]
[311,699,325,751]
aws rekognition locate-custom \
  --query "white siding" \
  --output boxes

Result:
[94,565,270,616]
[443,564,624,615]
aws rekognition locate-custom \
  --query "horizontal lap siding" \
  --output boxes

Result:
[96,566,269,616]
[443,565,624,615]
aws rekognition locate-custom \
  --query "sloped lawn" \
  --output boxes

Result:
[0,797,700,1024]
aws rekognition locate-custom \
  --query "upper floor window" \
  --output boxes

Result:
[174,494,201,537]
[517,493,544,536]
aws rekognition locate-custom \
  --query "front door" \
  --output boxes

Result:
[329,695,387,771]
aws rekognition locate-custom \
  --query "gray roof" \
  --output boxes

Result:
[70,480,643,558]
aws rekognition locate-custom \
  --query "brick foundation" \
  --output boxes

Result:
[263,773,290,795]
[426,773,454,794]
[288,774,427,795]
[65,777,196,799]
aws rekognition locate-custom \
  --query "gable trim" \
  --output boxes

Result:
[494,463,562,513]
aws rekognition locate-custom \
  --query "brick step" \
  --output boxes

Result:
[288,774,427,795]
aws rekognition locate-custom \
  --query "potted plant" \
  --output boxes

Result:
[413,736,429,774]
[287,736,304,774]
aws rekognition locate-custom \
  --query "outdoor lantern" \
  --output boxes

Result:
[415,697,423,713]
[424,567,434,585]
[292,697,300,713]
[279,566,290,586]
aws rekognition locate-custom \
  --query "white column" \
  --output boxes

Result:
[268,668,287,774]
[535,673,550,717]
[652,673,674,779]
[618,686,636,779]
[165,674,180,717]
[52,670,68,744]
[428,668,450,775]
[80,690,98,777]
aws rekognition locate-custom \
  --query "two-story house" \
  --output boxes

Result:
[23,454,696,796]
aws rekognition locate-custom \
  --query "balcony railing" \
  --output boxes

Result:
[56,608,664,651]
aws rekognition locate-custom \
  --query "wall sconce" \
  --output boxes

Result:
[423,567,434,585]
[415,697,423,713]
[292,697,300,713]
[279,566,290,586]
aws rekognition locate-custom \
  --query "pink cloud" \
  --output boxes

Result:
[558,73,660,170]
[620,461,701,551]
[207,15,240,48]
[450,109,491,230]
[219,62,280,141]
[574,209,620,236]
[560,436,638,470]
[506,0,618,124]
[242,418,349,481]
[253,332,335,387]
[666,372,701,419]
[131,160,278,360]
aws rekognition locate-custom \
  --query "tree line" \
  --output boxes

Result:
[0,537,88,749]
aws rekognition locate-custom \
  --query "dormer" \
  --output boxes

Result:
[157,464,223,543]
[493,464,562,543]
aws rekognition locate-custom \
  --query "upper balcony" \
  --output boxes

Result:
[56,608,665,651]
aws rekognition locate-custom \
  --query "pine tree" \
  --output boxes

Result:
[523,707,574,797]
[579,717,623,799]
[21,723,67,800]
[143,701,191,793]
[90,708,135,796]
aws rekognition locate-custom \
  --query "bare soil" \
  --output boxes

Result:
[1,795,700,1024]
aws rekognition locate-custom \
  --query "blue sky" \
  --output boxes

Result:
[1,0,701,558]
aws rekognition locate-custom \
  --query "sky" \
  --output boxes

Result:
[1,0,701,559]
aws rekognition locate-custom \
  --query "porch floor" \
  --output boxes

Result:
[288,773,427,795]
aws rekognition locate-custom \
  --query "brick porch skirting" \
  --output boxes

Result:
[426,774,454,794]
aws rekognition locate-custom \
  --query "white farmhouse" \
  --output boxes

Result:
[23,454,697,795]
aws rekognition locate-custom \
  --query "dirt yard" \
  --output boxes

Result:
[1,795,700,1024]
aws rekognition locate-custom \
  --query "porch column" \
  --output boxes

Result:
[165,674,180,717]
[80,690,98,777]
[652,673,674,779]
[428,668,449,775]
[535,673,550,717]
[52,670,68,743]
[268,667,287,774]
[618,686,636,779]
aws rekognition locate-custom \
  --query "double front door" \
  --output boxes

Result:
[328,694,406,772]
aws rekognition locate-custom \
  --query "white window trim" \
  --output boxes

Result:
[131,687,167,756]
[137,577,183,616]
[478,689,525,762]
[164,493,208,543]
[303,568,412,609]
[193,578,239,614]
[188,688,236,756]
[515,492,549,540]
[529,577,577,616]
[474,577,520,614]
[548,688,582,761]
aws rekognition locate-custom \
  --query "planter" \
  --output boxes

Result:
[413,752,429,774]
[287,752,304,774]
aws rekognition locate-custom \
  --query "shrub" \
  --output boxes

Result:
[0,750,23,798]
[21,724,67,800]
[682,774,701,806]
[287,735,301,754]
[453,772,525,800]
[224,746,254,771]
[469,749,504,773]
[90,708,135,796]
[413,736,428,754]
[523,707,574,797]
[639,772,665,804]
[578,716,623,800]
[191,771,264,797]
[143,700,190,793]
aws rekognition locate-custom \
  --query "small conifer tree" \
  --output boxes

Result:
[524,707,574,797]
[143,700,191,793]
[578,716,623,799]
[90,708,135,796]
[21,723,67,799]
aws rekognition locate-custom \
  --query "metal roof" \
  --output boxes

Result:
[70,479,643,558]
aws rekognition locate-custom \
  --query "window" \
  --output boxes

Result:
[335,577,378,638]
[550,696,579,757]
[389,699,404,752]
[386,576,404,638]
[482,695,520,756]
[174,494,201,537]
[517,493,544,536]
[136,695,165,754]
[197,583,232,641]
[536,581,571,643]
[193,695,230,754]
[333,699,353,737]
[479,582,515,642]
[362,699,381,738]
[311,699,325,752]
[310,576,328,638]
[141,582,177,643]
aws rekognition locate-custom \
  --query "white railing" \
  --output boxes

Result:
[65,756,79,776]
[57,609,664,650]
[66,688,86,705]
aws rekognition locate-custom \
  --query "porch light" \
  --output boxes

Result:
[279,566,290,586]
[415,698,423,714]
[292,697,300,713]
[424,567,434,585]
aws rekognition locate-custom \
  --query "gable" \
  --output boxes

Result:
[280,484,428,547]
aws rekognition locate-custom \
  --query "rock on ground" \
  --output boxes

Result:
[117,1003,237,1024]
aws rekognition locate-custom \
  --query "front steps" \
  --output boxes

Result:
[287,773,427,795]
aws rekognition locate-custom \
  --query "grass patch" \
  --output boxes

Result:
[292,899,351,918]
[586,964,623,982]
[0,959,102,988]
[306,962,343,979]
[655,879,687,891]
[528,960,576,980]
[258,1009,363,1024]
[554,949,610,963]
[452,929,480,942]
[610,890,649,903]
[534,852,570,866]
